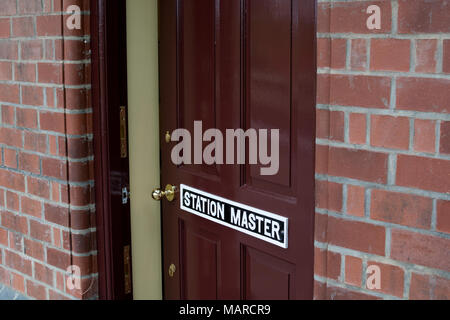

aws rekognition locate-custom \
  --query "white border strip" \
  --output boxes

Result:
[180,184,289,249]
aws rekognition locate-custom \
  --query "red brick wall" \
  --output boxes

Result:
[315,0,450,299]
[0,0,96,299]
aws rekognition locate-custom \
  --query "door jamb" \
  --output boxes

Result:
[91,0,133,300]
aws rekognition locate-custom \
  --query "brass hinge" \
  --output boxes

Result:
[124,245,132,294]
[120,106,128,158]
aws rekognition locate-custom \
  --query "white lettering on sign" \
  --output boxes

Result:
[180,185,288,249]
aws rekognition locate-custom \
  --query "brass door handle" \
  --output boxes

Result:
[152,184,178,202]
[168,264,176,278]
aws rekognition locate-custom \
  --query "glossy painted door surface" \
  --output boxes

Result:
[159,0,316,300]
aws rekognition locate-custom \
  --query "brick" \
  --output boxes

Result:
[65,88,89,110]
[315,248,341,281]
[415,40,438,73]
[329,111,345,142]
[23,238,44,261]
[314,213,328,243]
[45,203,69,227]
[0,41,18,59]
[42,157,66,180]
[0,61,12,81]
[36,15,62,36]
[349,113,366,145]
[391,229,450,271]
[0,0,17,16]
[314,280,326,300]
[70,232,93,254]
[371,190,432,229]
[317,74,330,105]
[0,169,25,192]
[21,196,42,218]
[67,137,91,159]
[398,0,450,34]
[22,86,44,107]
[49,135,58,156]
[317,38,330,69]
[64,63,89,85]
[347,185,365,217]
[345,256,362,287]
[0,19,11,38]
[316,180,342,212]
[26,280,47,300]
[34,262,54,286]
[3,148,17,169]
[318,1,391,34]
[8,232,22,251]
[39,111,65,133]
[69,185,92,207]
[45,87,55,108]
[16,107,38,128]
[1,105,15,125]
[30,220,52,243]
[19,152,40,174]
[6,191,19,211]
[24,132,47,153]
[64,39,88,61]
[5,250,32,276]
[53,228,61,248]
[397,77,450,114]
[18,0,42,14]
[329,75,391,109]
[15,63,36,82]
[366,262,404,298]
[371,39,411,72]
[38,63,63,84]
[350,39,367,71]
[0,127,22,149]
[47,247,71,270]
[12,17,34,37]
[26,176,50,199]
[371,115,410,150]
[0,84,20,104]
[320,145,388,184]
[327,216,385,255]
[0,228,8,246]
[316,109,329,140]
[68,160,91,182]
[66,112,89,135]
[414,119,436,153]
[0,266,9,286]
[20,40,43,60]
[436,200,450,234]
[396,155,450,193]
[444,40,450,74]
[330,39,346,70]
[410,273,450,300]
[440,121,450,155]
[70,210,92,231]
[11,272,25,293]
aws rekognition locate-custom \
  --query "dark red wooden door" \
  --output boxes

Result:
[159,0,316,300]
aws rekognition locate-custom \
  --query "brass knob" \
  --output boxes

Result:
[152,184,178,202]
[168,264,176,278]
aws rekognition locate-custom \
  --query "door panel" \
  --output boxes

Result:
[243,246,295,300]
[159,0,316,300]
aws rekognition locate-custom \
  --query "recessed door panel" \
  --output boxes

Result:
[246,0,293,189]
[243,246,295,300]
[182,223,220,300]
